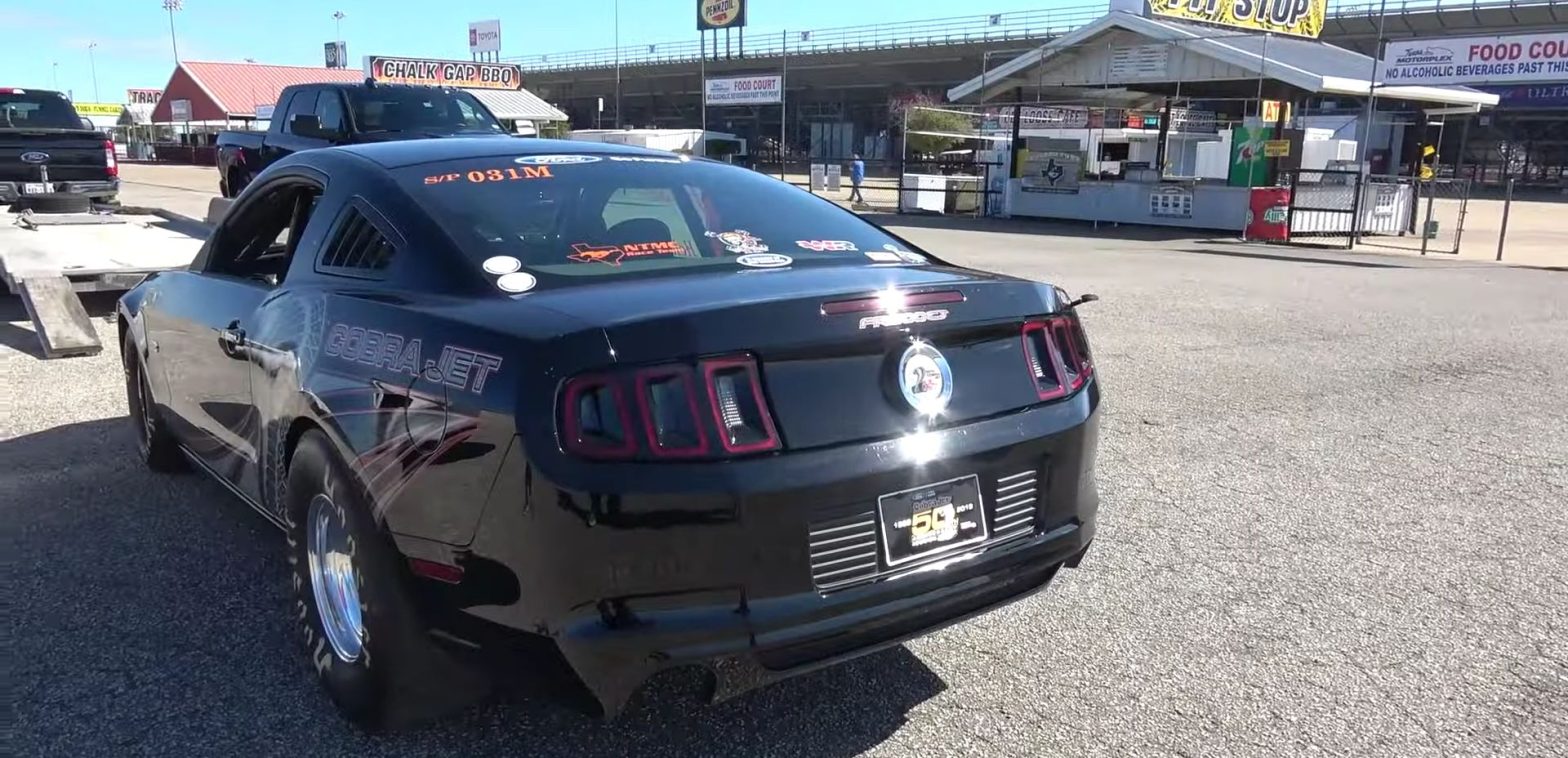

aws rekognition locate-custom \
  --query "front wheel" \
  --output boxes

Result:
[122,337,185,472]
[283,431,488,729]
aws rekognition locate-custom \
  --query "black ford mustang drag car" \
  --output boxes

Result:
[116,138,1102,728]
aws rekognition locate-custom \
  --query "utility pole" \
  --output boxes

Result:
[52,62,59,90]
[162,0,183,64]
[88,42,100,102]
[614,0,621,129]
[1352,0,1389,245]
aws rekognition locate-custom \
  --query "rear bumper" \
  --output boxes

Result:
[443,382,1101,716]
[0,179,119,203]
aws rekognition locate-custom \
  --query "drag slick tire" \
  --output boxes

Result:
[284,430,488,729]
[122,337,185,473]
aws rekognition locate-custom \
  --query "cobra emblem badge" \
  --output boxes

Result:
[898,343,953,417]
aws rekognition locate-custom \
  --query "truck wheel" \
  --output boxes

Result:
[283,431,489,729]
[225,169,248,198]
[122,337,186,473]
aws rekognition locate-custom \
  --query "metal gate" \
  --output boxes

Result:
[1283,169,1362,250]
[1357,176,1471,256]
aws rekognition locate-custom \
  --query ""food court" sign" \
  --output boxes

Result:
[364,55,523,90]
[1380,32,1568,86]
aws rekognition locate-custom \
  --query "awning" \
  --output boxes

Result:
[948,11,1499,109]
[466,87,567,122]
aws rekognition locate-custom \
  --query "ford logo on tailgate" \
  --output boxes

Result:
[19,151,50,164]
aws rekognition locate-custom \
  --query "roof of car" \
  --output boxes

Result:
[340,137,677,169]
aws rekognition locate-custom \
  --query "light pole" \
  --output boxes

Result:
[88,42,100,102]
[613,0,621,129]
[162,0,183,64]
[333,10,345,43]
[52,62,59,90]
[1357,0,1389,176]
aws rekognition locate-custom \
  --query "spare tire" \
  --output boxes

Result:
[15,194,93,214]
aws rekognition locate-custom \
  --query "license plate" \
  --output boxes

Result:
[877,474,988,567]
[22,183,50,194]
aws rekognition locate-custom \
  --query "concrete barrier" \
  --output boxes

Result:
[206,197,234,227]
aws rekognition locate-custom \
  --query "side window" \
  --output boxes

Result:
[207,182,324,287]
[317,205,396,279]
[315,91,347,134]
[281,90,314,134]
[599,188,701,257]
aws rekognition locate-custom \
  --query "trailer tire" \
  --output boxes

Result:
[15,194,92,214]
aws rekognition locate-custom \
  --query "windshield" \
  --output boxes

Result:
[347,88,503,134]
[0,91,83,130]
[396,155,926,285]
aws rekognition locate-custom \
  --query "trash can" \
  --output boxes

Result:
[1245,187,1292,242]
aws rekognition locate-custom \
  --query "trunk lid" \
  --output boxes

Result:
[526,264,1063,450]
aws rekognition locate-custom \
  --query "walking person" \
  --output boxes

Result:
[848,153,866,206]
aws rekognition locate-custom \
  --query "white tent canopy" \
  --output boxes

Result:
[947,11,1499,109]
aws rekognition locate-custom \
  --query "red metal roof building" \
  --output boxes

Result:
[152,61,362,122]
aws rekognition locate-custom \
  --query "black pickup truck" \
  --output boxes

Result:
[1,87,119,209]
[215,82,508,197]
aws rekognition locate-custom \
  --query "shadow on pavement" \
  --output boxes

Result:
[7,417,945,756]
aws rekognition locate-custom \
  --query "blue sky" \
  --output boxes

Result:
[5,1,1073,104]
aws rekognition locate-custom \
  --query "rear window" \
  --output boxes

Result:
[0,91,83,130]
[347,88,502,135]
[395,155,924,285]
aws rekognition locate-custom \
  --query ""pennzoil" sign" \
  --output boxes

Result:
[1147,0,1326,40]
[364,55,523,90]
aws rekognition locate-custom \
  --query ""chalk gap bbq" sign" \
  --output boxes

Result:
[364,55,523,90]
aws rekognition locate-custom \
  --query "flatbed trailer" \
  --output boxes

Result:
[0,208,207,358]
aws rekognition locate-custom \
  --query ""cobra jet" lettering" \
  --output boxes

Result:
[324,324,503,394]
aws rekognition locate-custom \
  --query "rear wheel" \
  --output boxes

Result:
[122,337,185,472]
[284,431,488,729]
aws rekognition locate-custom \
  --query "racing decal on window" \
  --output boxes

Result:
[864,250,902,263]
[567,241,688,266]
[705,229,769,254]
[881,244,928,264]
[736,253,793,268]
[608,155,686,164]
[795,240,859,252]
[496,271,537,293]
[513,155,601,165]
[424,166,553,185]
[323,323,502,394]
[482,255,522,275]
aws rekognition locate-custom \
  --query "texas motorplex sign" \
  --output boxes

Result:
[1381,32,1568,86]
[1147,0,1326,40]
[365,55,521,90]
[705,74,782,106]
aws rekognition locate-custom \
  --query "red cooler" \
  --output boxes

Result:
[1245,187,1292,242]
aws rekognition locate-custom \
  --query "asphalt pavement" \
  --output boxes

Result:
[4,218,1565,757]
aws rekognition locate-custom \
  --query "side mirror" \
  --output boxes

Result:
[80,117,96,131]
[1066,293,1100,310]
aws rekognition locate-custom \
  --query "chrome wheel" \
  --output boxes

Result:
[308,494,364,663]
[133,362,155,448]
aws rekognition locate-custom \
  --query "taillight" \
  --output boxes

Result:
[103,139,118,178]
[559,354,780,461]
[1021,315,1093,400]
[561,374,636,459]
[702,356,780,454]
[635,365,709,457]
